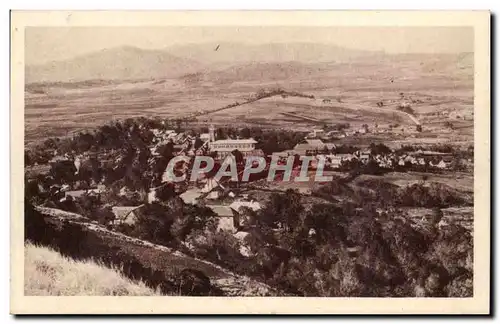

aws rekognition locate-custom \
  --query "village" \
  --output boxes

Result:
[34,119,470,245]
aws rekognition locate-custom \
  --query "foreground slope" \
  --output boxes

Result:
[26,205,277,296]
[25,243,160,296]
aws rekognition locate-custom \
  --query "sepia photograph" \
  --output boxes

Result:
[10,10,490,314]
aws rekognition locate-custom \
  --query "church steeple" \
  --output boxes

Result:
[209,124,216,142]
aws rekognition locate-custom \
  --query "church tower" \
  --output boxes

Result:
[209,124,216,142]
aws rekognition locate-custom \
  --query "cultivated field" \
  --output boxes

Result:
[25,52,473,147]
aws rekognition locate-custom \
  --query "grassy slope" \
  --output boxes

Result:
[24,243,160,296]
[32,206,277,296]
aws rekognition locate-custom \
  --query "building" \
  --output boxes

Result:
[329,156,343,169]
[112,205,145,225]
[303,140,335,153]
[209,138,258,160]
[307,129,325,138]
[305,139,325,147]
[293,141,330,156]
[434,157,453,169]
[356,150,371,163]
[230,200,262,231]
[200,133,211,142]
[179,188,203,205]
[64,188,103,199]
[325,143,336,151]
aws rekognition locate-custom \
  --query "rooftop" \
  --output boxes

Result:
[111,206,143,220]
[305,139,325,147]
[207,205,234,217]
[212,138,258,144]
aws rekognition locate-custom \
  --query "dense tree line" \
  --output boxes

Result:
[182,189,472,297]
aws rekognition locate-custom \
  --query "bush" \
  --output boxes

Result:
[174,268,213,296]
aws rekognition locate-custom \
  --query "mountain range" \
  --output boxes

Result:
[25,43,380,83]
[25,46,202,83]
[25,43,472,83]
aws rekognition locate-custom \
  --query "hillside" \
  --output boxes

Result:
[25,204,278,296]
[25,243,160,296]
[25,46,203,83]
[200,61,330,84]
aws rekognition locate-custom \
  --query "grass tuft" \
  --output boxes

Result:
[24,242,161,296]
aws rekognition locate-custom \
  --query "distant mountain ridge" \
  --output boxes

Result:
[25,43,471,83]
[165,42,381,64]
[25,46,202,83]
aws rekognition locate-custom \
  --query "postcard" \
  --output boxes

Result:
[10,10,490,314]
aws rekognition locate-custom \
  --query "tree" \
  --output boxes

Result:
[231,149,244,165]
[49,160,77,184]
[133,202,175,245]
[96,205,115,225]
[240,127,251,139]
[259,189,304,232]
[305,203,347,245]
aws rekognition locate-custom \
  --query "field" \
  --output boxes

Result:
[354,171,474,193]
[24,52,473,147]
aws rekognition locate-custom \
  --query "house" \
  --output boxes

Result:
[435,157,453,169]
[293,141,329,156]
[230,200,262,230]
[202,178,224,200]
[404,155,417,165]
[325,143,337,151]
[206,199,262,232]
[356,150,371,163]
[329,156,343,169]
[359,154,370,163]
[200,133,211,142]
[64,188,102,199]
[435,160,448,169]
[293,143,315,156]
[208,205,235,231]
[325,130,340,137]
[179,189,203,205]
[49,154,71,164]
[337,153,355,162]
[378,159,393,168]
[307,129,325,138]
[345,131,355,137]
[305,139,325,147]
[112,205,145,225]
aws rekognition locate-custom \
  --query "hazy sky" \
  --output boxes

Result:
[25,26,474,65]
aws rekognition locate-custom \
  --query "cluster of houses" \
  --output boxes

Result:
[42,123,459,243]
[305,123,417,141]
[270,137,456,171]
[150,125,265,160]
[305,126,368,140]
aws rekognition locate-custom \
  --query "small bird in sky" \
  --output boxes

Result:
[214,44,220,51]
